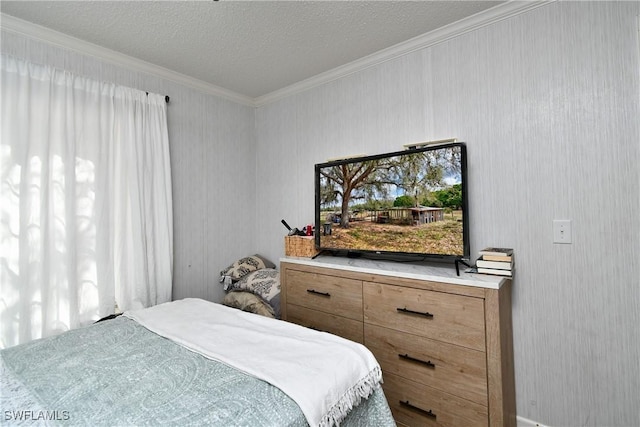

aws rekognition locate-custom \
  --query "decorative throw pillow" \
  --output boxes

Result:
[228,268,281,318]
[219,254,275,289]
[223,291,275,318]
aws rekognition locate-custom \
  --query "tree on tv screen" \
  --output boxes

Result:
[319,146,462,228]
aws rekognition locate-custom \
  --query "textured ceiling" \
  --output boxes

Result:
[1,1,504,99]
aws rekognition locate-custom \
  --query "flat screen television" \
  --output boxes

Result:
[314,142,469,263]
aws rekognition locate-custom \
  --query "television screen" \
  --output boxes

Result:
[315,142,469,261]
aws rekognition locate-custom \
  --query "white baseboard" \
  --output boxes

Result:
[517,415,550,427]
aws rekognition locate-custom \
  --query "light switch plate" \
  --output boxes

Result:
[553,220,572,244]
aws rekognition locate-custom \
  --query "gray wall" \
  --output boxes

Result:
[255,2,640,426]
[1,30,257,304]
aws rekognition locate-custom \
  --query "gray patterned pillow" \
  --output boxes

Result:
[219,254,275,288]
[223,291,275,318]
[228,268,281,318]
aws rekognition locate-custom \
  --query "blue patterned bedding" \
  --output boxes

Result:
[1,316,394,426]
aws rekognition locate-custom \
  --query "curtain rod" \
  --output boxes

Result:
[146,92,170,103]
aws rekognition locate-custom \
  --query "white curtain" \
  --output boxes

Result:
[0,55,173,348]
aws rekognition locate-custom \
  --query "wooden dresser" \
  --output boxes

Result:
[280,256,515,427]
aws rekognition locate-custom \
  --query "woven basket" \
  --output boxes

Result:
[284,236,319,258]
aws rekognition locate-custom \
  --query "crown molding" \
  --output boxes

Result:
[2,2,552,109]
[254,1,553,107]
[0,13,255,107]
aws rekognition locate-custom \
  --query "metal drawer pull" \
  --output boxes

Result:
[399,353,435,369]
[396,307,434,318]
[307,289,331,297]
[399,400,436,419]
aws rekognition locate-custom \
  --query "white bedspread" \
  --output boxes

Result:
[124,298,382,427]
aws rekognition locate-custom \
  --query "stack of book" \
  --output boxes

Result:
[475,247,514,277]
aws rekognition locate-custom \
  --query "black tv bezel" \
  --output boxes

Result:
[314,142,470,263]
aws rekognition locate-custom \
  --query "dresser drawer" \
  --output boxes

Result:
[363,282,485,350]
[365,323,487,405]
[286,270,362,321]
[383,373,488,427]
[286,304,364,344]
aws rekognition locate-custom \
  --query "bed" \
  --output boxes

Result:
[1,298,394,427]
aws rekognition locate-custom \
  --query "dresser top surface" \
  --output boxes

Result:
[281,256,508,290]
